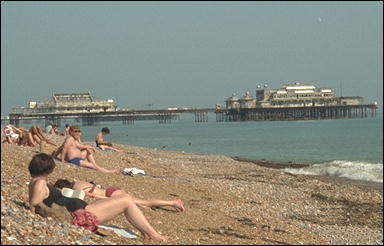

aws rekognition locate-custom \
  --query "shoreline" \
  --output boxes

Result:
[231,156,383,192]
[1,137,383,245]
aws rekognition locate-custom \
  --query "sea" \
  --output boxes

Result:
[3,113,383,183]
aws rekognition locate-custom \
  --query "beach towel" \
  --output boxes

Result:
[122,168,146,176]
[98,225,138,239]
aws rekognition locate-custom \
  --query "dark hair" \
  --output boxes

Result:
[53,179,74,189]
[65,124,70,128]
[28,153,56,177]
[101,127,110,134]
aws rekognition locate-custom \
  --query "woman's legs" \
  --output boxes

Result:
[110,190,185,211]
[85,194,167,241]
[32,134,41,144]
[26,132,37,146]
[133,197,185,211]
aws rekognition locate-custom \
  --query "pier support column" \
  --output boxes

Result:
[81,116,99,126]
[194,111,208,123]
[159,112,172,124]
[123,115,135,124]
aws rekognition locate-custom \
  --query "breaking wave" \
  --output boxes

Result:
[283,160,383,183]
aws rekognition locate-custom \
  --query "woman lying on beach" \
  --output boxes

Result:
[28,153,172,241]
[2,125,56,147]
[53,179,185,212]
[21,126,57,147]
[2,125,24,144]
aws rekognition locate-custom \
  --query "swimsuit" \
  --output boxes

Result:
[68,158,83,166]
[43,186,99,233]
[105,187,121,197]
[71,209,100,233]
[85,185,121,198]
[43,186,88,212]
[3,125,19,139]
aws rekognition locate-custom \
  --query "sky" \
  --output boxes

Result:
[1,1,383,115]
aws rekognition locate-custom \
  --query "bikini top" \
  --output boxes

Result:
[83,184,96,194]
[43,186,88,212]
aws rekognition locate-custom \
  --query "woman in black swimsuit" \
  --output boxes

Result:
[28,153,170,241]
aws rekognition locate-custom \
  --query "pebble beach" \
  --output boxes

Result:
[1,135,383,245]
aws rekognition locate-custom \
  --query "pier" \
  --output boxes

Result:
[6,105,377,127]
[7,108,216,127]
[215,104,378,122]
[4,90,378,127]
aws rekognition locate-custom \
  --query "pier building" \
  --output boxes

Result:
[11,92,118,115]
[226,83,364,110]
[218,82,377,122]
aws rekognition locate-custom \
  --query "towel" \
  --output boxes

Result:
[98,225,138,239]
[122,168,146,176]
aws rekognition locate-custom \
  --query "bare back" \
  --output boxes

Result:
[95,132,104,144]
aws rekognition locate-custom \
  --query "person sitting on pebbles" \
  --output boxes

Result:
[55,125,120,174]
[95,127,122,152]
[28,153,173,241]
[53,179,185,212]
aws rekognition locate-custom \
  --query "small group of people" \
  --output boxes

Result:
[3,123,186,241]
[2,123,122,174]
[2,124,57,147]
[45,122,70,136]
[53,125,121,174]
[28,153,184,241]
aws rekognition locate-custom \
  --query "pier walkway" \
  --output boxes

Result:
[6,105,377,127]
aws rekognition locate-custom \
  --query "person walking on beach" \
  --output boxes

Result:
[59,125,120,174]
[28,153,171,241]
[54,179,185,211]
[95,127,122,152]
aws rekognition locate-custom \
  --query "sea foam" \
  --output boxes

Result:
[283,160,383,183]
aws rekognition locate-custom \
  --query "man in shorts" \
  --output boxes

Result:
[60,125,120,174]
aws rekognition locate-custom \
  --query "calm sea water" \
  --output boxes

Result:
[6,113,383,183]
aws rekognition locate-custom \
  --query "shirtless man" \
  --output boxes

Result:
[60,125,120,174]
[95,127,122,152]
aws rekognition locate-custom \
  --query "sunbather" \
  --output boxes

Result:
[25,126,57,147]
[95,127,122,152]
[2,125,56,147]
[2,125,23,144]
[53,179,185,212]
[57,125,120,174]
[28,153,171,241]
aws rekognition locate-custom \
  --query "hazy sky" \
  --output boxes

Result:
[1,1,383,115]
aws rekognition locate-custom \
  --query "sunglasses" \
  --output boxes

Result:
[73,130,82,133]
